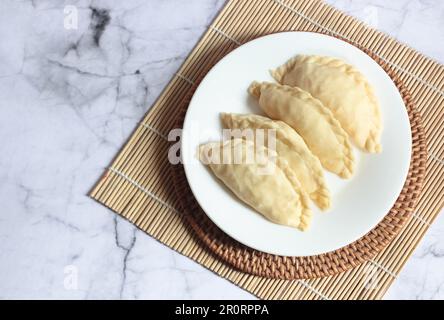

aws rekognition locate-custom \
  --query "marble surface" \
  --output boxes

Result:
[0,0,442,300]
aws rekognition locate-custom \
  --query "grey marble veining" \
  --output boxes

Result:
[0,0,442,299]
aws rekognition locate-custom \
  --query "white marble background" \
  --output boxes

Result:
[0,0,442,299]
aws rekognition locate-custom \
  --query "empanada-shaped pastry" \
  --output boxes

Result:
[199,138,312,230]
[248,82,354,178]
[271,55,382,153]
[220,113,330,210]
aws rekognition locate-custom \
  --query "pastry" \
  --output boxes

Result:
[199,138,312,230]
[271,55,382,153]
[249,81,354,178]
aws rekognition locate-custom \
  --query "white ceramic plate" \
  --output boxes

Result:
[181,32,411,256]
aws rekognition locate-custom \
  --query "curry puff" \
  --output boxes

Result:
[271,55,382,153]
[220,113,330,210]
[198,138,312,230]
[248,81,355,179]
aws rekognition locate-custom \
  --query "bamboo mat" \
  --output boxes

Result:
[90,0,444,299]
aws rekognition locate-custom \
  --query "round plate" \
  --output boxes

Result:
[181,32,412,256]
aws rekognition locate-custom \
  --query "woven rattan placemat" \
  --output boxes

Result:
[170,45,427,280]
[90,0,444,299]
